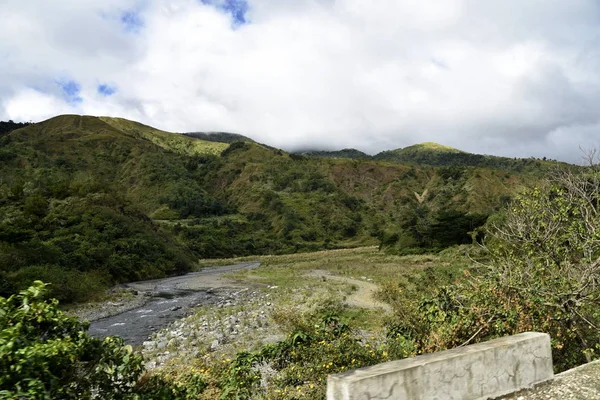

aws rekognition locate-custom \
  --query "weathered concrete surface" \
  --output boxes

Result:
[327,332,553,400]
[500,359,600,399]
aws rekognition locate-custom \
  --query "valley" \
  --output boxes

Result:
[0,114,552,303]
[2,114,596,399]
[136,246,464,397]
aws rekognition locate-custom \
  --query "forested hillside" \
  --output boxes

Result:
[183,131,255,144]
[0,115,558,301]
[374,142,564,171]
[298,148,370,159]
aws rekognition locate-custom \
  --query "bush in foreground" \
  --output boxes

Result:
[385,161,600,372]
[0,281,205,399]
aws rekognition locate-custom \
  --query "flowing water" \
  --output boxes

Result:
[88,262,260,345]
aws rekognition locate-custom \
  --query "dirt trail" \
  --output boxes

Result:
[305,270,392,313]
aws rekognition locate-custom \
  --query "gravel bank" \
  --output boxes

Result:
[141,285,284,370]
[66,262,261,325]
[66,288,151,322]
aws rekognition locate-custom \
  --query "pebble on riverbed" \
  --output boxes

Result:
[142,289,283,370]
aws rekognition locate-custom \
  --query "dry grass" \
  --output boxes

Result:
[198,246,471,329]
[199,246,448,284]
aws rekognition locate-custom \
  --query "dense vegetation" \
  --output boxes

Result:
[298,148,369,159]
[382,160,600,372]
[1,115,544,302]
[1,112,598,398]
[183,131,255,144]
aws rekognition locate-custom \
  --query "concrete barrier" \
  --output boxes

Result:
[327,332,553,400]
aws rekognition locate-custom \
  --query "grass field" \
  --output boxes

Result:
[196,245,473,330]
[200,245,471,290]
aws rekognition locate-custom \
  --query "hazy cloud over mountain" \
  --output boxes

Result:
[1,0,600,162]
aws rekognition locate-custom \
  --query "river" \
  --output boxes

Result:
[88,262,260,345]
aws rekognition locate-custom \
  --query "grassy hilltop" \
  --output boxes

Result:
[373,141,563,170]
[0,115,559,301]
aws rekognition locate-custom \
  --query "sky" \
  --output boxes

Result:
[1,0,600,163]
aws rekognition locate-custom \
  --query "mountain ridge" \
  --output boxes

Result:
[183,131,255,144]
[0,114,564,302]
[2,114,569,168]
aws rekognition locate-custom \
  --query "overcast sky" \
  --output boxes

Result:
[1,0,600,162]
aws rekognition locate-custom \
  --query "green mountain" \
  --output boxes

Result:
[0,115,231,301]
[299,148,370,159]
[183,131,255,144]
[374,142,562,171]
[0,115,557,302]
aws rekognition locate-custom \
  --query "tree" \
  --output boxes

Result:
[482,155,600,363]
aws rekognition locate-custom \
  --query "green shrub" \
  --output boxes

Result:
[385,164,600,372]
[8,266,108,303]
[205,301,391,399]
[0,281,208,399]
[0,281,145,399]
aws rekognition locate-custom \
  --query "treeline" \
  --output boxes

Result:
[381,208,488,254]
[0,120,31,137]
[374,148,552,172]
[300,148,370,159]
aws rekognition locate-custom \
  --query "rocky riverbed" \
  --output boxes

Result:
[141,285,284,370]
[68,258,392,377]
[69,263,262,346]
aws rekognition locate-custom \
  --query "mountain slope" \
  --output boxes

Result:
[0,115,557,302]
[183,131,255,144]
[0,115,231,301]
[298,148,370,159]
[99,116,228,156]
[374,142,563,172]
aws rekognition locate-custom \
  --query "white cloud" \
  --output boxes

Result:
[1,0,600,162]
[3,89,74,122]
